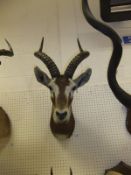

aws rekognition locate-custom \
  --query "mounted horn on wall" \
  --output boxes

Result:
[34,37,92,139]
[82,0,131,135]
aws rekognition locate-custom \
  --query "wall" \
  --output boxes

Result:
[0,0,130,92]
[0,1,131,175]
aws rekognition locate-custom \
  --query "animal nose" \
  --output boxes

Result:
[56,111,67,120]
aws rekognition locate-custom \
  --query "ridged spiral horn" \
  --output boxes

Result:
[34,37,60,78]
[64,38,90,78]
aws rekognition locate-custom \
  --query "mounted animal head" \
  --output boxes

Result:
[34,37,92,124]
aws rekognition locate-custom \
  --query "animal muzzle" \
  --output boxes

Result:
[53,108,71,123]
[56,111,67,120]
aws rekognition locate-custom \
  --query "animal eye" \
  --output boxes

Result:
[72,86,76,91]
[49,86,53,91]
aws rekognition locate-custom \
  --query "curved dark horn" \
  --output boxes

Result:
[82,0,131,109]
[34,37,60,78]
[64,38,90,78]
[0,39,14,57]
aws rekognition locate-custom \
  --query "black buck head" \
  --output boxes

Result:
[34,37,92,125]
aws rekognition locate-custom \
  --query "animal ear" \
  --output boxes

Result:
[74,68,92,88]
[34,66,51,87]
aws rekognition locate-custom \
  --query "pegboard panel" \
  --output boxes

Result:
[0,84,130,175]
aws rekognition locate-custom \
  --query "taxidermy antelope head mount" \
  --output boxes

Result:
[82,0,131,134]
[34,37,92,139]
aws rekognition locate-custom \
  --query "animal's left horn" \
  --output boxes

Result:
[0,39,14,57]
[64,39,90,78]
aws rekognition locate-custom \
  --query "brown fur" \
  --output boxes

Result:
[0,107,11,138]
[50,76,75,138]
[50,112,75,138]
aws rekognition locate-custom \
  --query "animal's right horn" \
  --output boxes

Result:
[64,39,90,78]
[34,37,60,78]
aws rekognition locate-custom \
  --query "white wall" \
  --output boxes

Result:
[0,1,131,175]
